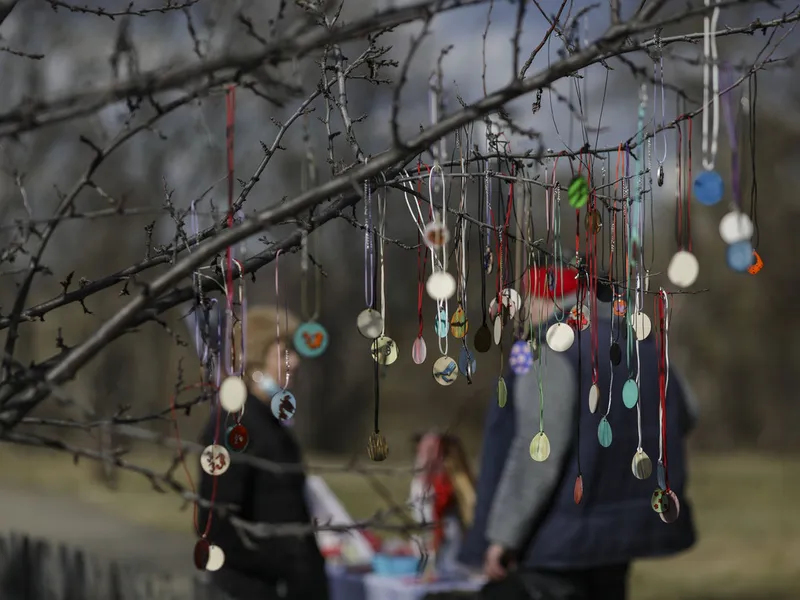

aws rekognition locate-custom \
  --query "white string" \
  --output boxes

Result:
[437,298,449,356]
[274,250,289,390]
[402,170,428,239]
[701,0,720,170]
[634,270,643,450]
[378,188,388,335]
[429,162,448,272]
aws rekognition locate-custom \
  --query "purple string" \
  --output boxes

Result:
[720,63,740,208]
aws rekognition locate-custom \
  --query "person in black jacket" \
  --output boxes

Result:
[198,305,329,600]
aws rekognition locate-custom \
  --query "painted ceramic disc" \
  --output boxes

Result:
[573,475,584,505]
[206,545,225,572]
[567,304,590,331]
[458,345,477,377]
[200,444,231,476]
[529,432,551,462]
[622,378,639,408]
[219,376,247,413]
[597,417,613,448]
[719,211,754,244]
[631,311,652,340]
[434,308,449,338]
[651,488,669,514]
[449,305,469,339]
[659,490,681,523]
[193,539,210,571]
[609,342,622,366]
[727,240,754,272]
[411,336,427,364]
[631,449,653,480]
[423,219,450,249]
[693,170,724,206]
[426,270,456,300]
[474,324,492,353]
[496,376,508,408]
[588,383,600,414]
[509,339,533,375]
[432,355,458,386]
[371,335,398,365]
[613,297,627,317]
[271,389,297,421]
[225,424,249,452]
[546,322,574,352]
[356,308,383,340]
[294,321,329,358]
[667,250,699,288]
[493,315,503,345]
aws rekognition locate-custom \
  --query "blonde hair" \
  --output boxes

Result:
[234,304,300,376]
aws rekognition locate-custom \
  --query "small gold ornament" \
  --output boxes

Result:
[367,431,389,462]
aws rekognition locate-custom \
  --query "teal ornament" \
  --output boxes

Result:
[693,170,724,206]
[434,309,448,338]
[727,240,754,273]
[271,390,297,422]
[597,417,613,448]
[657,460,666,490]
[622,378,639,409]
[293,321,329,358]
[458,345,477,377]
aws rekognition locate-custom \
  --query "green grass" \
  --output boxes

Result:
[1,444,797,600]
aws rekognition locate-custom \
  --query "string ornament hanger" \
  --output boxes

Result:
[370,187,399,367]
[270,250,298,423]
[424,163,457,301]
[356,181,384,340]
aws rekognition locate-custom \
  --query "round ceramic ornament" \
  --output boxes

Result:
[613,297,627,317]
[225,424,249,453]
[667,251,700,288]
[529,432,551,462]
[271,389,297,421]
[434,309,449,338]
[567,305,590,332]
[631,448,653,480]
[449,305,468,339]
[496,376,508,408]
[622,378,639,408]
[371,336,398,365]
[597,417,613,448]
[546,322,574,352]
[356,308,383,340]
[574,475,584,505]
[609,342,622,366]
[588,383,600,414]
[458,345,477,377]
[719,211,754,244]
[474,323,492,353]
[727,240,754,272]
[693,170,724,206]
[426,270,456,300]
[193,539,210,571]
[411,336,427,364]
[509,339,533,375]
[659,490,681,523]
[432,355,458,386]
[293,321,329,358]
[651,488,669,514]
[493,315,503,345]
[219,376,247,413]
[657,461,667,490]
[568,176,590,209]
[201,444,231,476]
[488,288,521,321]
[423,218,450,249]
[206,545,225,572]
[631,311,652,340]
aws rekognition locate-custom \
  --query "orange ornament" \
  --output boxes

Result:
[748,251,763,275]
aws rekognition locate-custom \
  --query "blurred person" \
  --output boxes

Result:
[459,261,697,600]
[198,305,329,600]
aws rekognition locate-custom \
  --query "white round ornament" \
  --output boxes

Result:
[493,315,503,345]
[718,211,754,244]
[631,311,652,341]
[206,545,226,572]
[667,250,699,288]
[426,270,456,300]
[356,308,384,339]
[423,219,450,249]
[588,383,600,414]
[219,376,247,413]
[201,444,231,476]
[546,322,574,352]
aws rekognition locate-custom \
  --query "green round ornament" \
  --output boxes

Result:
[568,176,590,209]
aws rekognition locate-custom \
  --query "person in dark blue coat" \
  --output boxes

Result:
[460,263,697,600]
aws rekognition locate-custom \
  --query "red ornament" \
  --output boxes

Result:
[193,538,210,571]
[226,424,249,452]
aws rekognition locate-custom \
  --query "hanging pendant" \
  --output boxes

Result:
[432,355,458,386]
[205,545,225,572]
[631,448,653,480]
[489,289,521,321]
[748,250,764,275]
[584,209,602,233]
[193,539,210,571]
[546,322,574,352]
[651,488,669,514]
[294,321,330,358]
[426,270,457,300]
[657,460,667,490]
[201,444,231,476]
[474,322,492,353]
[596,279,613,303]
[483,249,494,275]
[612,297,627,317]
[719,211,754,244]
[588,383,600,414]
[567,304,590,332]
[367,431,389,462]
[371,335,398,365]
[434,308,449,338]
[727,240,754,272]
[659,490,681,523]
[356,308,384,340]
[492,315,503,345]
[667,250,700,288]
[225,424,249,453]
[271,389,297,421]
[693,170,724,206]
[509,339,533,375]
[597,417,613,447]
[458,345,476,377]
[529,432,551,462]
[567,176,589,209]
[496,376,508,408]
[219,375,247,413]
[423,218,450,249]
[657,165,665,187]
[609,342,622,366]
[622,378,639,409]
[631,311,652,340]
[412,336,427,364]
[449,305,469,338]
[573,475,584,505]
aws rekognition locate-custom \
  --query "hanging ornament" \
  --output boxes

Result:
[567,304,590,331]
[529,432,551,462]
[651,488,669,514]
[458,344,477,378]
[371,336,398,365]
[660,490,681,523]
[219,376,247,413]
[423,216,450,249]
[726,240,754,272]
[434,308,449,338]
[509,339,533,375]
[546,322,574,352]
[597,417,613,448]
[205,545,225,572]
[573,475,584,505]
[225,424,249,453]
[357,309,383,340]
[718,211,754,244]
[271,389,297,421]
[432,355,458,386]
[631,448,653,480]
[609,342,622,366]
[748,251,763,275]
[295,227,329,359]
[449,305,468,338]
[622,378,639,409]
[631,311,652,340]
[367,431,389,462]
[474,324,491,353]
[588,383,600,414]
[358,182,384,339]
[200,444,230,476]
[567,176,589,209]
[426,270,457,300]
[412,336,427,364]
[667,251,699,288]
[496,376,508,408]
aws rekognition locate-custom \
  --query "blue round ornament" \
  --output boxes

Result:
[726,240,754,273]
[293,321,329,358]
[458,345,477,377]
[622,378,639,409]
[509,340,533,375]
[693,170,724,206]
[271,389,297,421]
[434,309,448,338]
